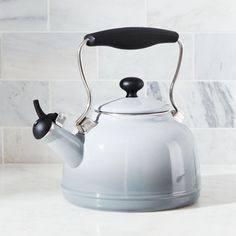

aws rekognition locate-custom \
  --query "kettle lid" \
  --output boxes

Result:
[94,77,170,115]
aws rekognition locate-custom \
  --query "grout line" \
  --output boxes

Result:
[191,128,236,130]
[1,34,5,79]
[1,126,236,130]
[0,31,90,34]
[0,34,5,79]
[144,80,148,97]
[1,31,236,34]
[1,129,4,164]
[1,163,236,167]
[0,163,63,166]
[192,33,195,80]
[144,0,148,26]
[1,127,31,129]
[96,47,99,80]
[1,78,236,82]
[47,0,50,31]
[0,34,2,79]
[186,31,236,34]
[48,80,52,110]
[143,79,236,82]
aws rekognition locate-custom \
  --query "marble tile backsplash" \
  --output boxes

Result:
[195,34,236,80]
[147,81,236,128]
[2,33,97,80]
[50,0,146,31]
[147,0,236,32]
[4,128,58,163]
[0,81,49,126]
[0,0,236,164]
[0,0,47,31]
[193,129,236,164]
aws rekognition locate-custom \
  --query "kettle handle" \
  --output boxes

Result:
[84,27,178,50]
[75,28,183,129]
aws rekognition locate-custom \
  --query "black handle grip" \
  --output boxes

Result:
[84,27,179,50]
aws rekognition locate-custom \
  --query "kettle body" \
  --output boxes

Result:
[62,113,200,211]
[32,27,200,211]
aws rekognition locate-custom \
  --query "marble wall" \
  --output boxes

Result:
[0,0,236,164]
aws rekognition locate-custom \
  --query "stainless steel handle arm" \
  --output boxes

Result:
[170,40,183,116]
[75,38,92,128]
[75,39,183,129]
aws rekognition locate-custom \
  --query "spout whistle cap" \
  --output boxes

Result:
[33,99,58,139]
[33,118,52,139]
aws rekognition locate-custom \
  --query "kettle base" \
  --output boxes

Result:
[62,187,200,212]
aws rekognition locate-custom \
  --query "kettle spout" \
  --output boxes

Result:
[42,124,84,168]
[32,100,84,168]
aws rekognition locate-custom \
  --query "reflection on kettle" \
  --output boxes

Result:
[32,27,200,212]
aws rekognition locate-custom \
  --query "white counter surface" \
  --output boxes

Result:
[0,164,236,236]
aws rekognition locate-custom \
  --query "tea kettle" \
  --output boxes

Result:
[32,27,200,211]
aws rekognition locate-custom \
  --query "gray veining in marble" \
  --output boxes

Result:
[193,129,236,164]
[147,81,236,128]
[50,80,127,128]
[0,0,47,30]
[0,81,49,126]
[3,128,58,163]
[50,0,145,31]
[147,0,236,32]
[99,34,193,81]
[2,33,97,80]
[195,34,236,80]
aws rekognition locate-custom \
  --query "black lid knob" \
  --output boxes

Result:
[120,77,144,97]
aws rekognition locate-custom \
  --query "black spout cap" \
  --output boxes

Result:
[33,100,58,139]
[33,118,53,139]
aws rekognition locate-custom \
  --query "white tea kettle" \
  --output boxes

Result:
[32,27,200,212]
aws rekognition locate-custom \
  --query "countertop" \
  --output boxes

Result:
[0,164,236,236]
